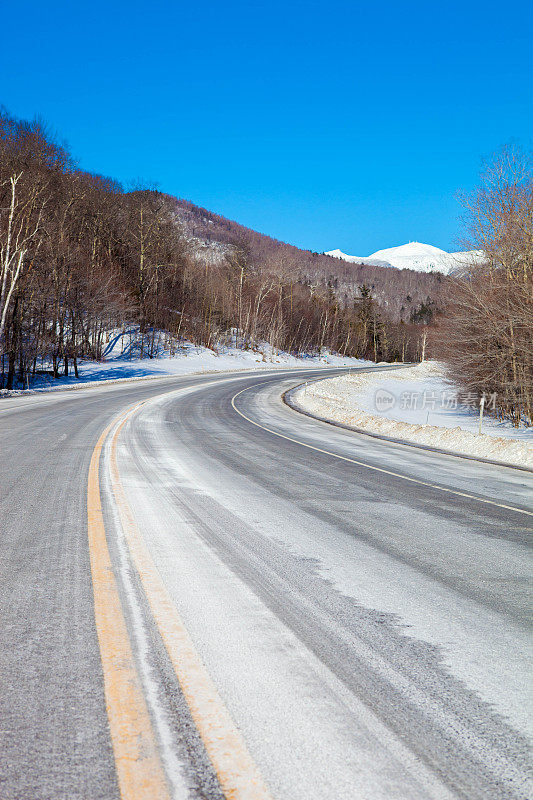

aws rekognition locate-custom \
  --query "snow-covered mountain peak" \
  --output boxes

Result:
[369,242,447,260]
[325,241,484,275]
[326,248,350,260]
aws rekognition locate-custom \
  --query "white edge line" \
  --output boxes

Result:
[230,384,533,519]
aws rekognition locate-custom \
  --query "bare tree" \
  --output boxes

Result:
[0,172,47,348]
[437,145,533,425]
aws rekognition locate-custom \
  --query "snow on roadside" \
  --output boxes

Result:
[0,340,368,397]
[292,362,533,468]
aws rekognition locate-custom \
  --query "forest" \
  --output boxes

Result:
[0,109,431,390]
[0,109,531,426]
[173,198,448,322]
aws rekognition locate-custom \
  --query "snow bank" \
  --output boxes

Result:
[291,362,533,469]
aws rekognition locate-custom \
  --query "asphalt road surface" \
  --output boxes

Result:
[1,366,531,800]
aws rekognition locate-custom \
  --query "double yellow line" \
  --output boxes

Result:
[88,400,273,800]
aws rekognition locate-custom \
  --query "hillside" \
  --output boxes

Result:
[173,199,448,322]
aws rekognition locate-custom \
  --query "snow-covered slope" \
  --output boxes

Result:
[325,242,484,275]
[1,328,369,395]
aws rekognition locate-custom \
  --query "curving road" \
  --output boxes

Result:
[1,367,532,800]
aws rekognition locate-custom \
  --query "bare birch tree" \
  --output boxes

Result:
[0,172,47,348]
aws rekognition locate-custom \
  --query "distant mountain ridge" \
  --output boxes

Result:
[325,241,484,275]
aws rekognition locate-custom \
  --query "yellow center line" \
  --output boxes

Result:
[87,409,171,800]
[230,384,533,518]
[109,404,274,800]
[89,373,529,800]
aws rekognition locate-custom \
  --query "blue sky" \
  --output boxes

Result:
[1,0,531,254]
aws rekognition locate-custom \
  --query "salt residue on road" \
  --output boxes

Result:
[292,362,533,468]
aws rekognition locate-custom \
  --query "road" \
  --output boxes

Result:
[0,366,531,800]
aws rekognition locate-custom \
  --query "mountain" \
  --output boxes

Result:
[325,242,484,275]
[173,199,449,321]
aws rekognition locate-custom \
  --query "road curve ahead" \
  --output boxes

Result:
[1,367,532,800]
